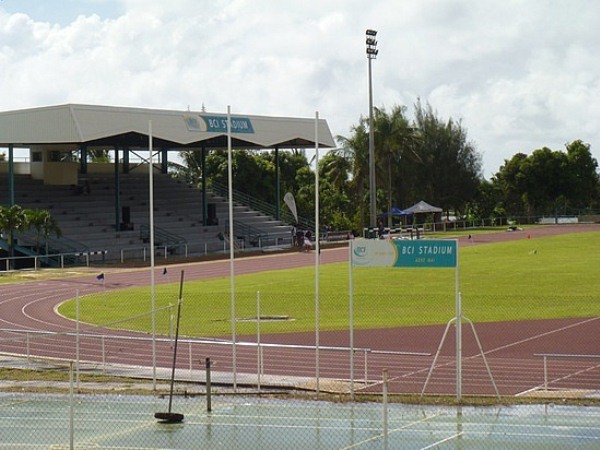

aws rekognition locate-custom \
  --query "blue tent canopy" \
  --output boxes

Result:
[377,206,408,218]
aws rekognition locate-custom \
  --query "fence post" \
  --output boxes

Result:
[206,357,212,413]
[69,361,75,450]
[76,291,80,390]
[364,349,368,385]
[383,368,388,450]
[102,336,106,373]
[543,356,548,390]
[189,341,193,380]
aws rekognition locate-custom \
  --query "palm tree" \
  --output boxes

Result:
[0,205,28,270]
[373,105,422,226]
[25,209,62,255]
[337,106,423,230]
[336,118,370,230]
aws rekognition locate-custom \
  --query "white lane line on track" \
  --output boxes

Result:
[358,318,600,394]
[19,289,93,331]
[481,316,600,357]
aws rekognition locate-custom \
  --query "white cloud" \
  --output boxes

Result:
[1,0,600,177]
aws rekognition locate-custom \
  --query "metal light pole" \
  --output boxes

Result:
[366,29,378,229]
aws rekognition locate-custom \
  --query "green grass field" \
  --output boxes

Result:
[58,232,600,337]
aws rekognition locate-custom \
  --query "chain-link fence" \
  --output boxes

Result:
[0,360,598,449]
[0,279,599,448]
[3,294,599,398]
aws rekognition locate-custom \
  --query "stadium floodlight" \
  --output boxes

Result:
[366,29,378,229]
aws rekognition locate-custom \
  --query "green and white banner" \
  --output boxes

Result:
[351,238,457,268]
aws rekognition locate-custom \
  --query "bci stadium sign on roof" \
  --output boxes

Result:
[184,114,255,133]
[351,238,457,268]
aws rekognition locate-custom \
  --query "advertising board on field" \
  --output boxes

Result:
[351,238,457,268]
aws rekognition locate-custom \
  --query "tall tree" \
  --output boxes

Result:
[493,141,599,218]
[564,140,599,211]
[260,149,310,201]
[412,101,482,216]
[373,105,421,223]
[337,101,483,228]
[519,147,570,215]
[336,118,370,230]
[494,153,529,216]
[318,152,353,230]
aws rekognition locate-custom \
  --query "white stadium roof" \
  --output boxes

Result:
[0,104,336,149]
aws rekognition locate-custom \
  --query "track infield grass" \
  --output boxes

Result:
[58,232,600,336]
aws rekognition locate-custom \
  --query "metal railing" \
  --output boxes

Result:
[534,353,600,390]
[0,327,429,395]
[11,232,89,267]
[210,180,314,230]
[139,224,187,248]
[0,250,106,271]
[120,244,189,263]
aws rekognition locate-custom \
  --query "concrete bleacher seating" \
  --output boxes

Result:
[0,173,292,262]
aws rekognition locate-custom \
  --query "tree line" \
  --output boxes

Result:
[173,100,600,232]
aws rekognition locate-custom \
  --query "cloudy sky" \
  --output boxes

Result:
[1,0,599,177]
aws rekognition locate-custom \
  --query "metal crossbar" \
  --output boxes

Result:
[535,353,600,389]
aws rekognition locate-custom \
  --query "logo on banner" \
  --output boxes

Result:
[183,115,255,133]
[352,239,398,267]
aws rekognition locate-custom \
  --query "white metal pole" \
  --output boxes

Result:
[75,290,80,390]
[149,120,157,389]
[349,241,355,399]
[257,290,261,391]
[455,242,461,400]
[227,105,237,390]
[314,111,320,395]
[69,361,75,449]
[383,368,389,450]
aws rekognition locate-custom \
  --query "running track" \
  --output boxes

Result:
[1,225,599,396]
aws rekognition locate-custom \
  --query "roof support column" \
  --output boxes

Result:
[275,147,280,220]
[114,148,121,235]
[8,144,14,207]
[123,146,129,174]
[161,148,168,174]
[80,145,88,175]
[201,146,207,226]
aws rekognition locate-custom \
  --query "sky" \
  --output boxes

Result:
[1,0,600,178]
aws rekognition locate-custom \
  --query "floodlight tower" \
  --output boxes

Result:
[366,29,378,229]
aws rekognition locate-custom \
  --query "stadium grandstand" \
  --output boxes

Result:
[0,104,335,267]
